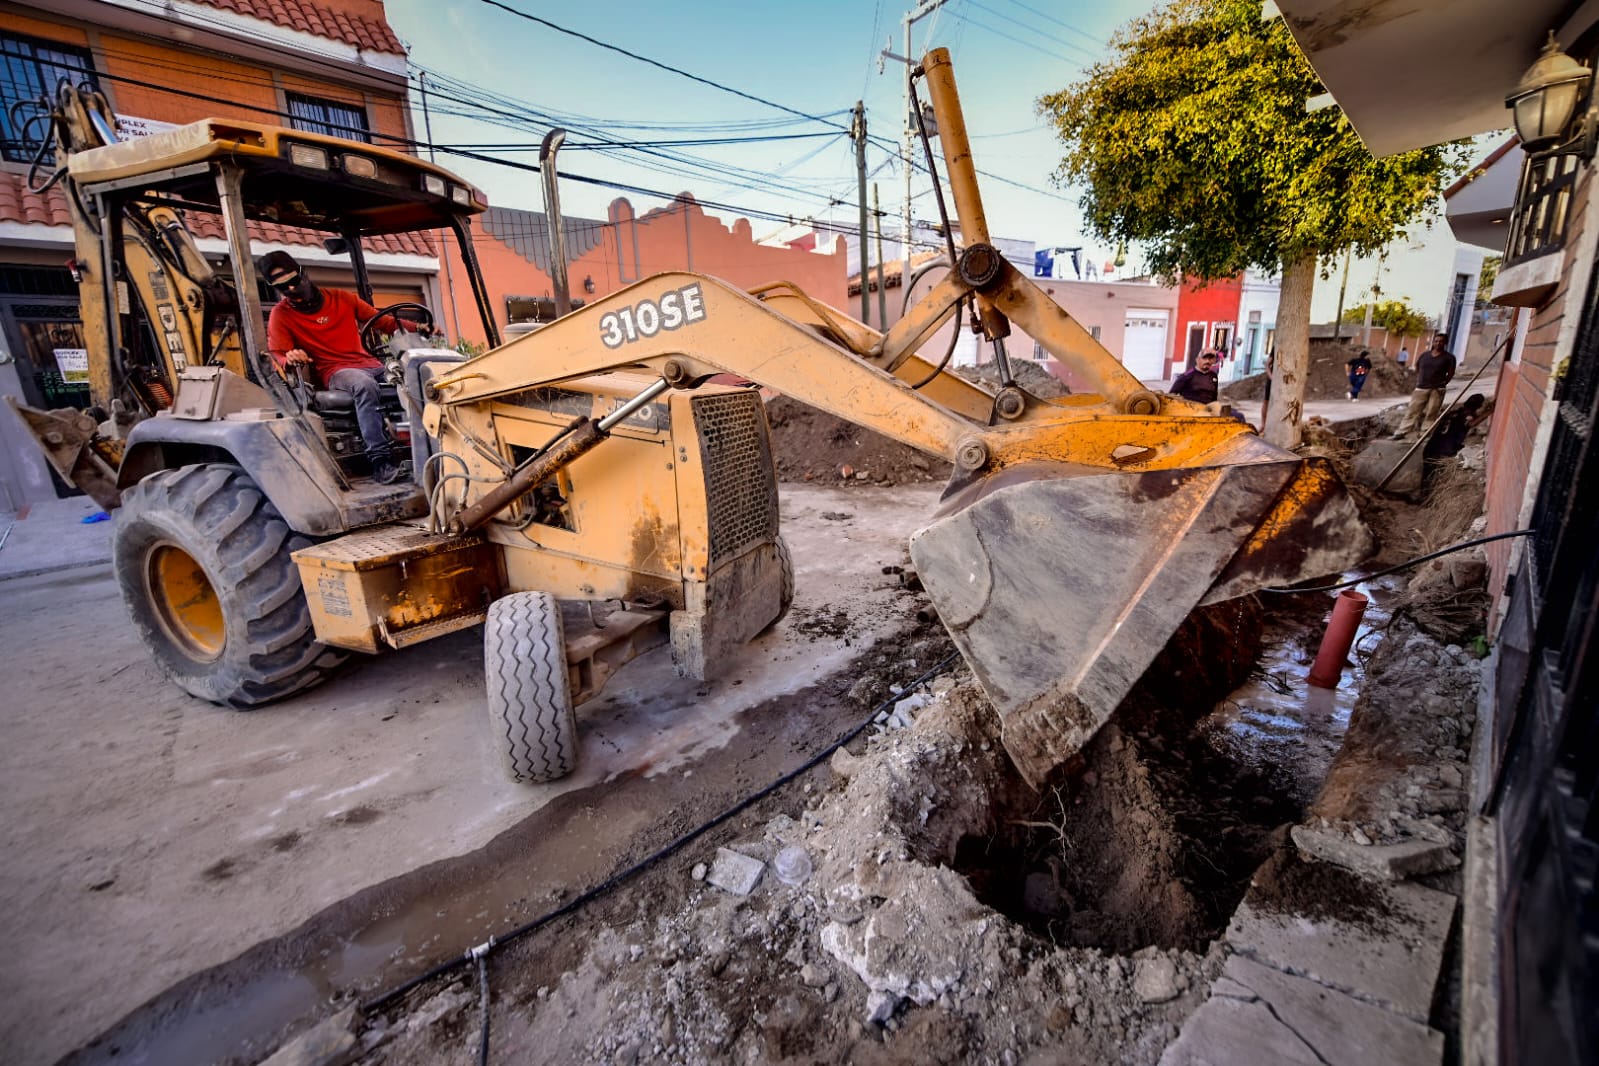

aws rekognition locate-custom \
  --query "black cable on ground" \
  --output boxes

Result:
[361,651,963,1020]
[1260,529,1534,594]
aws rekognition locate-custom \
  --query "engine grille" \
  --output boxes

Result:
[693,392,778,566]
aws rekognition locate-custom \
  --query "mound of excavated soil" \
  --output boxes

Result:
[765,362,1066,487]
[766,396,952,486]
[1222,341,1413,402]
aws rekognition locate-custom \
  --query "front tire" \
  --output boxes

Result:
[485,591,578,783]
[113,463,346,707]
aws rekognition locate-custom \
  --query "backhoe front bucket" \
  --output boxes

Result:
[910,434,1372,787]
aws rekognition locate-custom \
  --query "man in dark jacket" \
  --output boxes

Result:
[1346,350,1373,400]
[1170,350,1219,404]
[1395,334,1457,438]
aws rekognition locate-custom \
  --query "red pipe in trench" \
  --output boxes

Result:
[1308,589,1369,689]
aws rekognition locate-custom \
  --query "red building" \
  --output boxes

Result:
[1170,274,1245,377]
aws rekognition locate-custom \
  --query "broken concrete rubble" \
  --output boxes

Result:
[706,848,765,895]
[1290,825,1459,881]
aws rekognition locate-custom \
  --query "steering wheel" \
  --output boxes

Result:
[359,302,438,357]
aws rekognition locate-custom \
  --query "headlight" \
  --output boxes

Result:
[288,144,329,169]
[341,155,377,179]
[421,174,447,196]
[450,185,470,206]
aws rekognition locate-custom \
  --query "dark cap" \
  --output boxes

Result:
[257,250,301,286]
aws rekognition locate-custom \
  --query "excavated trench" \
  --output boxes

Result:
[949,590,1372,955]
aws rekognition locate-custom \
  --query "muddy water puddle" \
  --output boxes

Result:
[1197,577,1398,806]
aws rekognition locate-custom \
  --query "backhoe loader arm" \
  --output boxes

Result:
[427,266,1237,487]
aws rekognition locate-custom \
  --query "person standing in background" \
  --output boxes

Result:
[1395,334,1457,439]
[1170,350,1220,404]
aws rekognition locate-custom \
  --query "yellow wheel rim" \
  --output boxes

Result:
[146,542,225,661]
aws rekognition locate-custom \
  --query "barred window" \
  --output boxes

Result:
[285,91,370,143]
[0,33,97,164]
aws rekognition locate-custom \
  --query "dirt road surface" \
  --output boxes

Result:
[0,482,942,1066]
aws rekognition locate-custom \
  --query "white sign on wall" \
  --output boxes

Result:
[54,348,89,383]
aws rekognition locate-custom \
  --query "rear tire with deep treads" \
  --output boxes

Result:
[484,591,577,783]
[113,463,346,707]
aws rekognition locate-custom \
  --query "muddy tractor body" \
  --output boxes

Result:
[15,55,1372,788]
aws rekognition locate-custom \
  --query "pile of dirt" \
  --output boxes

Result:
[1221,341,1414,402]
[955,360,1071,398]
[763,362,1065,488]
[766,396,952,487]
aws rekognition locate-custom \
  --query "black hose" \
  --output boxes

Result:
[899,257,963,391]
[1260,528,1534,594]
[361,651,963,1018]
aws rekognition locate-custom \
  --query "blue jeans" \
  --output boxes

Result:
[1349,373,1366,397]
[326,365,390,459]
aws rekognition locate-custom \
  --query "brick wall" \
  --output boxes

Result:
[1485,164,1596,630]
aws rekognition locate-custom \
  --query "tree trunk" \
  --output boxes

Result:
[1265,252,1315,450]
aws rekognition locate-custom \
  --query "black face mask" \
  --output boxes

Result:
[275,275,320,310]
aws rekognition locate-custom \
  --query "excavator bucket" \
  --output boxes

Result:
[910,433,1372,788]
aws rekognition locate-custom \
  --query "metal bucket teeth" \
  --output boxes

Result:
[910,446,1372,788]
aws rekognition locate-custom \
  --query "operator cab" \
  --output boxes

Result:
[59,105,501,504]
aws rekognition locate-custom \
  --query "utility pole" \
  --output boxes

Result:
[418,72,464,342]
[873,183,888,328]
[898,0,951,286]
[852,101,870,324]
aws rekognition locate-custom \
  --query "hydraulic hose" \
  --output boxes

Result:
[1261,528,1534,594]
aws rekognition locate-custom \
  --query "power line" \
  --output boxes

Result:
[965,0,1101,62]
[1000,0,1109,50]
[473,0,853,134]
[949,9,1085,66]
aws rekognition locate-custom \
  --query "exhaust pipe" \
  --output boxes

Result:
[540,128,572,318]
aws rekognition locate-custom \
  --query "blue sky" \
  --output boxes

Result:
[381,0,1501,320]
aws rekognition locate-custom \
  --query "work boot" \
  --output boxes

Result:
[371,455,405,484]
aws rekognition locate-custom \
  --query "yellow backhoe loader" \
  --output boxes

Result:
[12,53,1371,788]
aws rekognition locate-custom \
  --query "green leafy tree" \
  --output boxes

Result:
[1037,0,1466,446]
[1340,298,1429,339]
[1477,255,1500,304]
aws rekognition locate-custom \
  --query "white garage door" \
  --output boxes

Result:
[1121,310,1170,380]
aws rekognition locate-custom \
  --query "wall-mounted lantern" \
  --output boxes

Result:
[1507,33,1596,157]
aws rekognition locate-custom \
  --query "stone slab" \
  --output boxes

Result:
[1161,955,1444,1066]
[1353,438,1424,494]
[1226,869,1457,1022]
[706,847,764,895]
[1291,825,1460,881]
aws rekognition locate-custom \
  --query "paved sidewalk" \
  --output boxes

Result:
[0,496,114,581]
